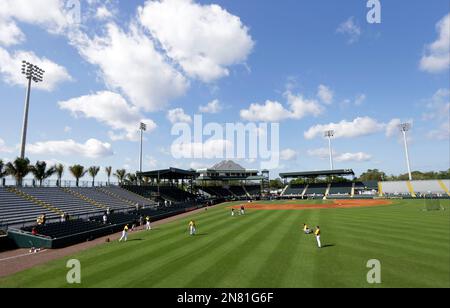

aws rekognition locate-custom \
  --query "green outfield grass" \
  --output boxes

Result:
[1,199,449,288]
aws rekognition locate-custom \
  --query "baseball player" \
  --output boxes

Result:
[189,220,196,236]
[303,224,312,234]
[315,226,321,248]
[231,208,235,217]
[145,216,152,230]
[119,225,129,242]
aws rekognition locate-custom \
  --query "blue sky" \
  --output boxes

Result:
[0,0,448,181]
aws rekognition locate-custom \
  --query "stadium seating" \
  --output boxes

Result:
[379,181,414,197]
[410,180,450,197]
[19,187,104,217]
[123,185,196,203]
[328,182,353,196]
[0,187,57,226]
[99,186,157,207]
[282,184,306,197]
[67,187,133,211]
[304,184,327,196]
[244,185,261,197]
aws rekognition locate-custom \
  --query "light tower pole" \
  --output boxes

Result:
[139,122,147,173]
[324,130,335,170]
[399,123,413,181]
[20,61,45,159]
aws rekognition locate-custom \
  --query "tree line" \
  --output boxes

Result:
[0,157,141,187]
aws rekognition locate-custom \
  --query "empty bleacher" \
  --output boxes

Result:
[0,187,57,226]
[283,184,306,197]
[410,180,450,197]
[245,185,261,197]
[379,181,414,197]
[328,182,353,196]
[67,187,133,211]
[123,185,196,203]
[100,186,156,207]
[19,187,103,217]
[304,184,327,196]
[229,186,247,197]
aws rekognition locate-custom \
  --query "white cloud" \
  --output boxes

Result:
[304,117,385,139]
[0,19,25,46]
[58,91,156,141]
[64,126,72,133]
[423,89,450,141]
[199,99,223,114]
[334,152,372,162]
[0,48,72,91]
[145,156,158,169]
[138,0,254,82]
[420,14,450,73]
[70,23,189,112]
[27,139,113,158]
[337,17,361,44]
[354,94,366,106]
[189,161,210,170]
[280,149,297,161]
[317,85,333,104]
[95,6,114,20]
[0,0,70,38]
[240,92,323,122]
[427,122,450,141]
[0,138,13,153]
[167,108,192,124]
[307,148,371,162]
[171,139,233,159]
[422,88,450,121]
[385,118,402,138]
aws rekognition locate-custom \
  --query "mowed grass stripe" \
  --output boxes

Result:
[0,200,449,288]
[1,205,235,287]
[88,210,270,287]
[159,210,288,288]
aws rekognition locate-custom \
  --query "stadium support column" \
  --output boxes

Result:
[399,123,412,181]
[324,130,335,170]
[20,61,45,159]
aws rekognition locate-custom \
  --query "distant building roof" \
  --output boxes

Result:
[210,160,246,171]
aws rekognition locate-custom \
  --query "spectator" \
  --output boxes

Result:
[31,227,38,236]
[106,207,111,215]
[61,213,66,223]
[103,213,108,224]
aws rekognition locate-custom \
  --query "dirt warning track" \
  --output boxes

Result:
[231,199,392,211]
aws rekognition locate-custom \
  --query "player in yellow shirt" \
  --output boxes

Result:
[303,224,312,234]
[119,225,129,242]
[145,216,152,231]
[189,220,197,236]
[314,226,321,248]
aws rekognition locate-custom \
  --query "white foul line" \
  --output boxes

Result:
[0,249,47,262]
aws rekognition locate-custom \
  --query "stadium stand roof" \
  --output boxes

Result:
[280,169,355,179]
[137,168,197,180]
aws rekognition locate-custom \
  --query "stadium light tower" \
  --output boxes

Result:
[20,61,45,159]
[399,123,413,181]
[139,122,147,173]
[324,130,335,170]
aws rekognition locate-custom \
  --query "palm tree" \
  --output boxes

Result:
[88,166,100,187]
[105,166,112,185]
[69,165,87,187]
[114,169,127,185]
[5,158,31,186]
[55,164,64,187]
[125,173,137,185]
[0,160,7,186]
[30,161,56,187]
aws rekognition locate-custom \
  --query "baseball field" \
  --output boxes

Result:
[0,199,449,288]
